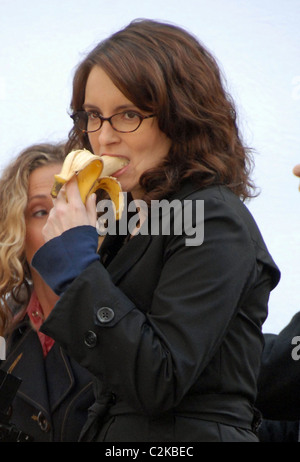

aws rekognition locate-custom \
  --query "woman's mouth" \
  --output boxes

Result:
[101,155,129,177]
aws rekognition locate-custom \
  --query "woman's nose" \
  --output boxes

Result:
[96,120,120,145]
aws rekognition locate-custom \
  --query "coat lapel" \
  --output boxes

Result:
[99,201,152,284]
[3,325,50,417]
[100,233,152,284]
[2,322,76,415]
[99,181,202,284]
[44,345,74,412]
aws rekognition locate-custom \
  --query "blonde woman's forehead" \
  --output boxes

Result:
[28,164,62,197]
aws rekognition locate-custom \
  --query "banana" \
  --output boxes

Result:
[51,149,128,220]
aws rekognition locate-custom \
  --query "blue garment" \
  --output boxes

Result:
[32,225,99,295]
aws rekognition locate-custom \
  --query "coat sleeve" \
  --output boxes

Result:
[31,225,100,295]
[40,195,260,414]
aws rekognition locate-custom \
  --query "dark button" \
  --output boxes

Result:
[96,307,115,324]
[37,411,50,432]
[84,330,98,348]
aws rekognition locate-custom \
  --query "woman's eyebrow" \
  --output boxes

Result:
[27,194,48,203]
[82,103,100,111]
[82,103,137,112]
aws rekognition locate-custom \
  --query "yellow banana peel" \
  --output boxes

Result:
[51,149,127,220]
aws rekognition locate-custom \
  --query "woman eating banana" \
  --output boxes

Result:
[31,19,280,442]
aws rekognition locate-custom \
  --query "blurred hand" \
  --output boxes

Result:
[43,176,97,242]
[293,164,300,178]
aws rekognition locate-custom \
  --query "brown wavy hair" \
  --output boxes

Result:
[66,19,256,202]
[0,142,66,336]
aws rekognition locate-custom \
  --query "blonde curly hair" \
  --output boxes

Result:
[0,142,66,336]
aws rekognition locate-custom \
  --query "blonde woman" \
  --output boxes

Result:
[0,143,94,441]
[0,143,63,337]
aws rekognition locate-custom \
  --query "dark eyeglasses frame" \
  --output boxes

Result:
[70,111,155,134]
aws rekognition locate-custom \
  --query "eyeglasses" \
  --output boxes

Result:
[70,110,155,134]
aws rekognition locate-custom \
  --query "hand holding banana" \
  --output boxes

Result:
[43,150,126,243]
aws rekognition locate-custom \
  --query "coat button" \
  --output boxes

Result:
[37,411,50,432]
[84,330,98,348]
[96,307,115,324]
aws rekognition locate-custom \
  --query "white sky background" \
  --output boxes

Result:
[0,0,299,333]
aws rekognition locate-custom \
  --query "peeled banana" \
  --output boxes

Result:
[51,149,128,220]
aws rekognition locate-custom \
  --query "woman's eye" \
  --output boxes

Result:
[87,112,100,120]
[33,209,48,217]
[123,111,139,120]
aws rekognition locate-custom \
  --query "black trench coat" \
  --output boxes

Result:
[0,319,94,442]
[40,183,280,442]
[256,314,300,442]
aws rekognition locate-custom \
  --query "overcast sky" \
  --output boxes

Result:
[0,0,299,333]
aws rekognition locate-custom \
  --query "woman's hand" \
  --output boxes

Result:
[43,176,97,242]
[293,164,300,177]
